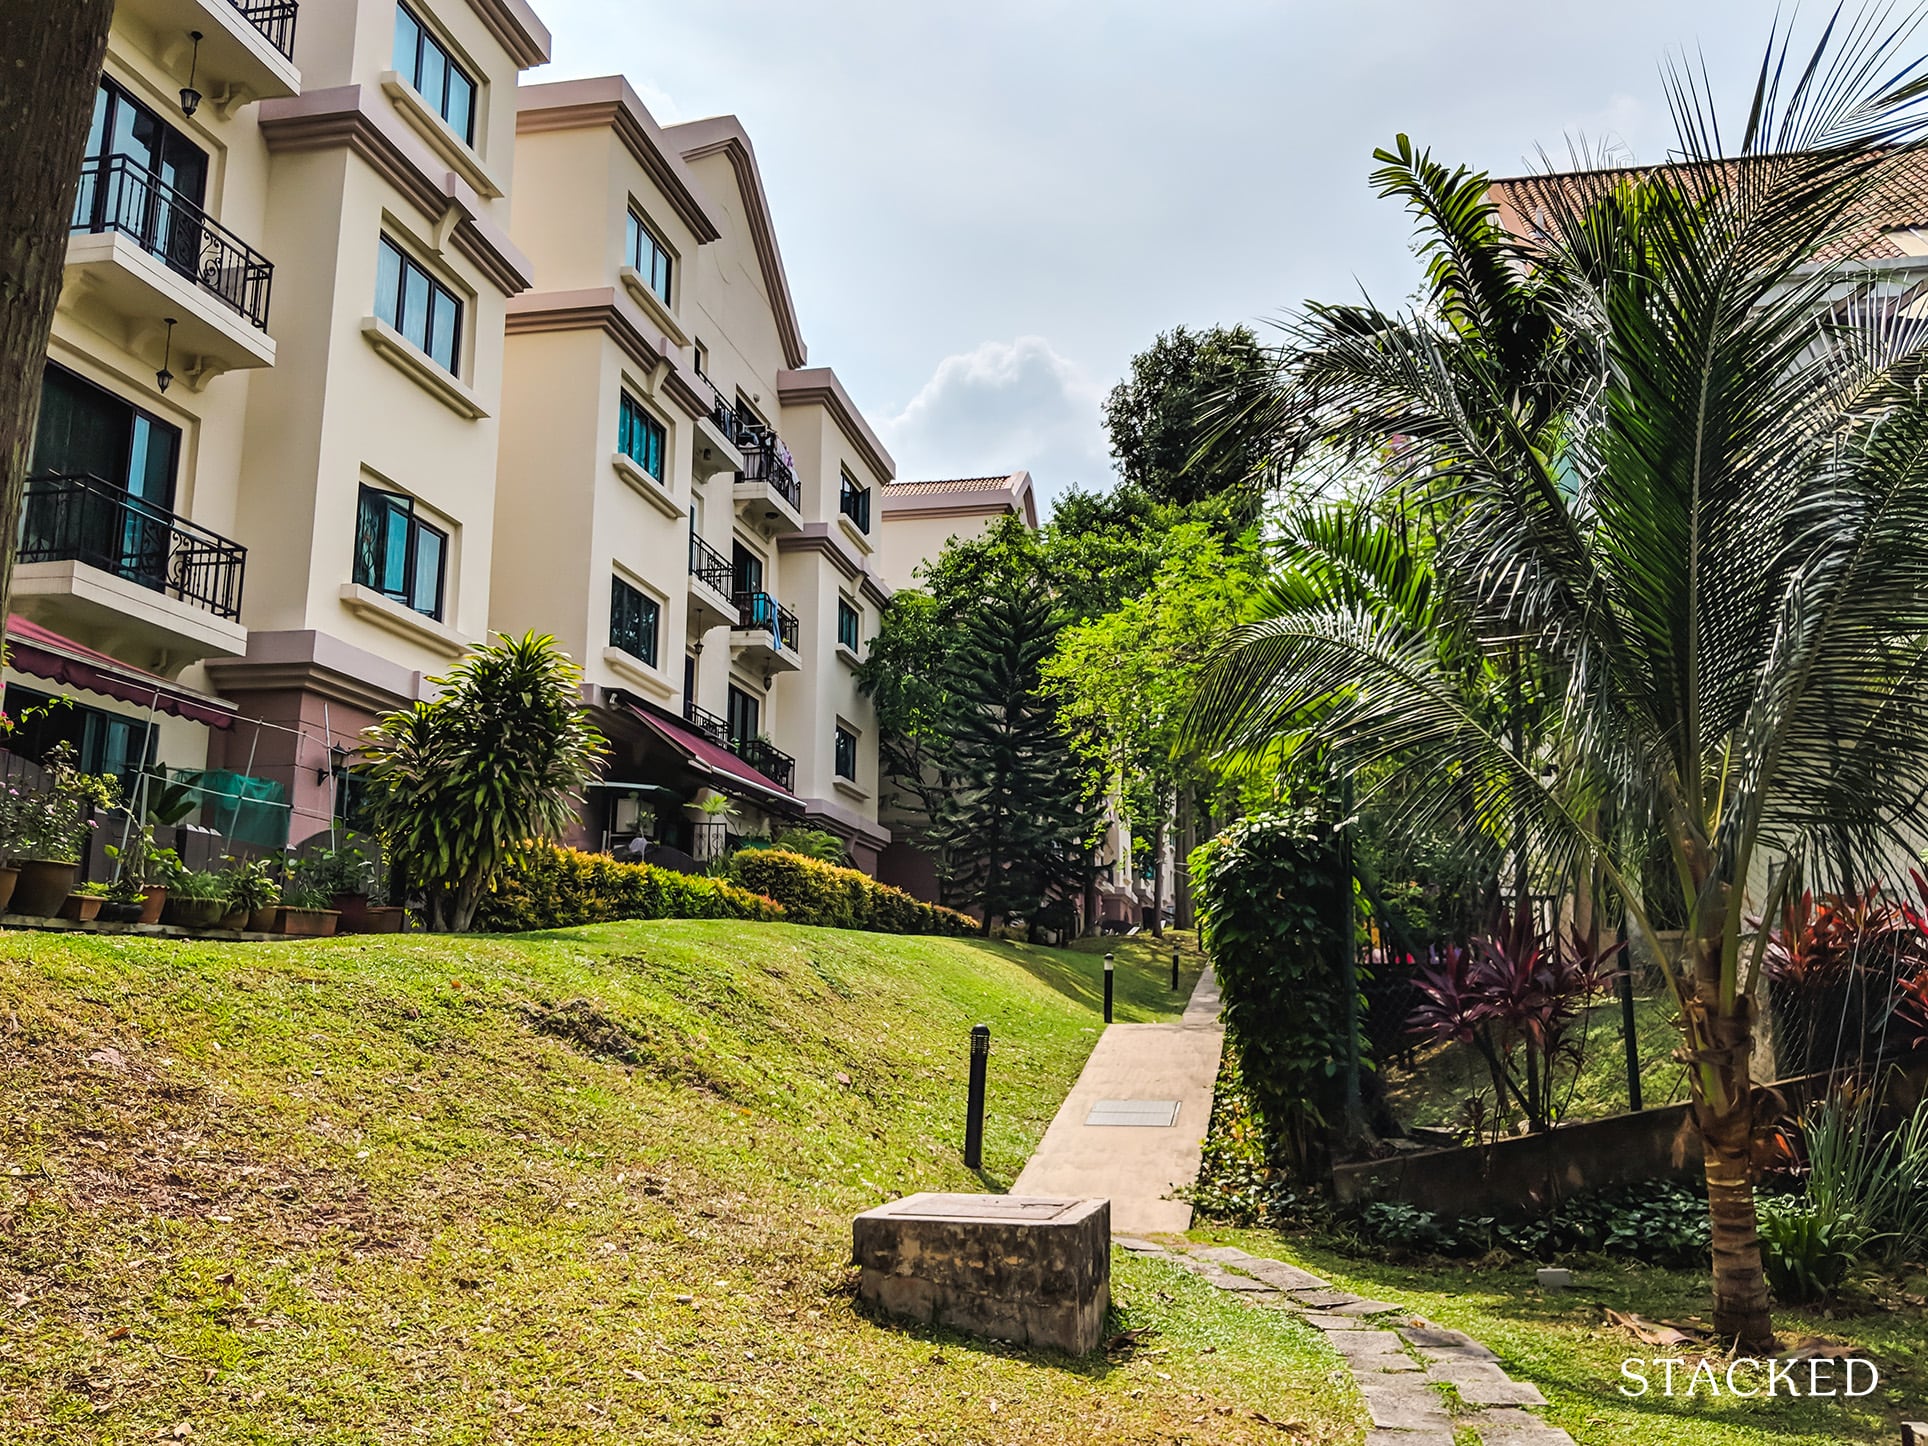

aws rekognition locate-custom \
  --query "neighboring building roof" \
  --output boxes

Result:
[665,116,809,369]
[516,77,723,245]
[882,470,1037,529]
[1488,150,1928,266]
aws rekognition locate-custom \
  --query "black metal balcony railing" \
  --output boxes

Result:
[689,532,733,595]
[839,476,871,533]
[232,0,299,59]
[681,699,796,792]
[707,393,741,447]
[21,473,247,621]
[736,426,802,513]
[732,591,799,653]
[73,156,274,331]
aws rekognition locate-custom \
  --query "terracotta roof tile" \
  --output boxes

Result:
[885,476,1017,494]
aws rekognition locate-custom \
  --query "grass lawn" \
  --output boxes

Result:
[1383,989,1691,1131]
[1,922,1356,1444]
[1190,1223,1928,1446]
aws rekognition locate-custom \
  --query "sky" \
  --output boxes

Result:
[533,0,1784,506]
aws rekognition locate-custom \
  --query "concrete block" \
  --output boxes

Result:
[1536,1267,1572,1290]
[853,1193,1110,1355]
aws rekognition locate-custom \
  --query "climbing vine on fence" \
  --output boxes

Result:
[1190,809,1360,1181]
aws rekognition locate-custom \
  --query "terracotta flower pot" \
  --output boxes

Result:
[272,907,340,937]
[162,896,228,930]
[248,906,278,933]
[219,907,250,932]
[59,893,103,923]
[357,906,405,935]
[12,860,79,918]
[0,865,19,914]
[139,886,167,925]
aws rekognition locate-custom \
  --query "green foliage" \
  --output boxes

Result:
[1799,1092,1928,1270]
[0,742,119,864]
[477,845,785,932]
[766,828,849,866]
[1756,1194,1867,1303]
[1190,810,1358,1178]
[168,868,227,901]
[1103,324,1271,522]
[359,633,607,932]
[1354,1182,1712,1267]
[218,856,280,913]
[726,849,977,936]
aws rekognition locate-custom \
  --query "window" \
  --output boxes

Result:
[610,576,660,667]
[393,2,477,145]
[617,392,666,481]
[624,209,673,307]
[731,539,763,596]
[726,684,760,746]
[837,598,861,652]
[834,725,858,781]
[376,235,463,374]
[34,364,179,508]
[3,686,152,785]
[838,471,871,533]
[693,339,708,377]
[354,486,447,619]
[79,80,209,279]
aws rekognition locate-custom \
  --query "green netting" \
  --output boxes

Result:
[161,768,291,849]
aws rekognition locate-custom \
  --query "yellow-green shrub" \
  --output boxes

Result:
[477,846,785,932]
[726,849,977,935]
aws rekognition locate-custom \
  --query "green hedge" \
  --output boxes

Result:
[477,846,786,932]
[727,849,978,935]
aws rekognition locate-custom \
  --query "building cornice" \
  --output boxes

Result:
[517,78,722,244]
[776,366,895,482]
[259,87,534,296]
[800,795,891,849]
[776,525,893,608]
[667,117,808,369]
[504,288,711,419]
[465,0,552,70]
[204,630,429,715]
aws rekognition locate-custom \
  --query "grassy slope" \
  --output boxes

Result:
[1192,1225,1927,1446]
[1,926,1356,1445]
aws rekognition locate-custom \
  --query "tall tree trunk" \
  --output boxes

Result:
[0,2,117,623]
[1083,848,1100,936]
[1148,815,1165,938]
[1690,924,1775,1351]
[1173,784,1196,932]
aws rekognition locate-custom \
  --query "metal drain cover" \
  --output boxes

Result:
[1086,1099,1181,1127]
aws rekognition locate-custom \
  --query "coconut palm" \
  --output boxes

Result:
[1191,10,1928,1348]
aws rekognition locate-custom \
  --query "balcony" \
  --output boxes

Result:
[65,156,276,378]
[687,532,736,632]
[732,426,803,535]
[119,0,300,106]
[692,394,745,482]
[683,700,797,793]
[12,473,248,670]
[729,590,801,677]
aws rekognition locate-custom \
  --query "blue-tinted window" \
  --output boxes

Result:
[625,210,673,306]
[618,393,666,480]
[837,599,860,652]
[610,576,660,666]
[355,486,447,619]
[834,726,858,781]
[376,235,462,374]
[394,2,478,145]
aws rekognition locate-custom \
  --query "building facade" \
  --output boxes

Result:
[13,0,911,872]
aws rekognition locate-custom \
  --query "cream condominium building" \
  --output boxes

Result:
[9,0,912,874]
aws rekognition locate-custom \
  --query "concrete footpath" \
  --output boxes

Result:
[1011,966,1223,1234]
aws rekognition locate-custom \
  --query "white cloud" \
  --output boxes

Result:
[881,337,1113,504]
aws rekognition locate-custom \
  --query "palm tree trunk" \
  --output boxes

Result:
[1148,815,1166,938]
[1689,931,1774,1351]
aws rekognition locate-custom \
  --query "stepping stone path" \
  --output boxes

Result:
[1114,1238,1575,1445]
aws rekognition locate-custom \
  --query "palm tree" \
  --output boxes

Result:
[1191,10,1928,1349]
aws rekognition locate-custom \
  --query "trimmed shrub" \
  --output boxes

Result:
[726,849,977,935]
[477,846,785,932]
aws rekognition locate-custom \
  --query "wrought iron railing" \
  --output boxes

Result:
[232,0,299,58]
[21,473,247,621]
[707,393,741,446]
[737,427,802,512]
[732,591,799,653]
[839,475,871,533]
[689,532,733,595]
[681,698,795,791]
[72,156,274,330]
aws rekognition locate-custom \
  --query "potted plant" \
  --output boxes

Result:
[273,879,341,937]
[105,826,183,925]
[300,841,391,932]
[8,745,117,917]
[0,787,20,913]
[59,880,110,923]
[99,874,146,925]
[162,868,229,930]
[218,857,280,932]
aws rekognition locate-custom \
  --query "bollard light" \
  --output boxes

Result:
[1103,952,1115,1024]
[1171,946,1180,991]
[963,1024,990,1170]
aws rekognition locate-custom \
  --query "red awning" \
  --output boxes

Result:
[4,615,238,729]
[626,703,795,807]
